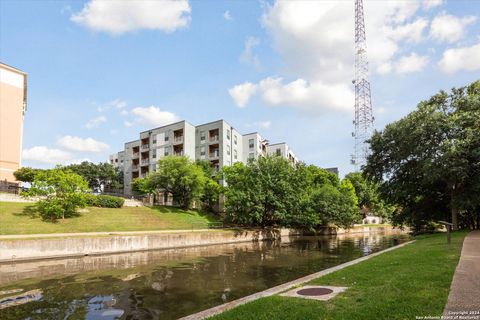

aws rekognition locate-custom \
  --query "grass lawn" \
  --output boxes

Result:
[211,232,467,320]
[0,201,220,235]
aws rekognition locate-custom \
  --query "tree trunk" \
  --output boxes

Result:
[450,184,459,231]
[451,204,458,231]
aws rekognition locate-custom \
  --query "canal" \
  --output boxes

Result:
[0,231,410,319]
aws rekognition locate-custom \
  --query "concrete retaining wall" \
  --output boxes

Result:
[0,229,296,263]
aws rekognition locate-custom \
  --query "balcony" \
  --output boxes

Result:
[141,159,149,166]
[174,151,184,156]
[132,164,139,171]
[209,135,219,142]
[141,144,149,150]
[132,152,139,159]
[173,136,183,144]
[209,150,220,158]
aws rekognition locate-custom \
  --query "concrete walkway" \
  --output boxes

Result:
[443,230,480,316]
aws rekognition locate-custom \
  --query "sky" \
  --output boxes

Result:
[1,0,479,177]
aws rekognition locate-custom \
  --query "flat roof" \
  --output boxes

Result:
[0,62,27,75]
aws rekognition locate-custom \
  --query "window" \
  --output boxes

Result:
[234,149,237,160]
[234,135,237,145]
[152,149,157,158]
[164,147,169,156]
[200,131,206,142]
[227,129,230,140]
[227,145,231,156]
[164,136,169,142]
[249,139,254,150]
[276,148,281,156]
[249,152,254,159]
[152,138,157,145]
[200,146,206,156]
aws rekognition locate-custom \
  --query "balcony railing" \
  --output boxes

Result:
[141,144,149,150]
[141,159,149,166]
[132,164,139,170]
[209,151,220,158]
[174,151,184,156]
[209,135,219,142]
[132,152,139,158]
[174,136,183,143]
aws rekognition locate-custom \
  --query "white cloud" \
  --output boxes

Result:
[85,115,107,129]
[97,99,127,112]
[423,0,443,10]
[223,10,232,21]
[120,109,129,116]
[71,0,191,35]
[228,82,258,107]
[258,77,353,112]
[229,1,439,114]
[23,146,73,165]
[439,43,480,74]
[240,37,261,68]
[57,136,109,153]
[124,121,134,128]
[388,18,429,43]
[130,106,180,127]
[394,53,429,74]
[429,13,476,43]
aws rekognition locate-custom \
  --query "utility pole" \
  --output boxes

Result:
[351,0,374,170]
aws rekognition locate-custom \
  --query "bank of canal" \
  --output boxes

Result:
[0,232,410,319]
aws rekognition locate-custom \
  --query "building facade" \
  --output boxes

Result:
[0,63,27,183]
[110,119,299,196]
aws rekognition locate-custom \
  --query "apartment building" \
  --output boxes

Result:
[110,119,299,195]
[267,143,299,165]
[0,63,27,183]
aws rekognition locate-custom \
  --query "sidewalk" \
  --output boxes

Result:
[443,230,480,315]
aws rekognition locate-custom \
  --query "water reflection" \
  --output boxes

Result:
[0,231,409,319]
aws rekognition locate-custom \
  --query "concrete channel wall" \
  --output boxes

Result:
[0,225,400,263]
[0,229,296,262]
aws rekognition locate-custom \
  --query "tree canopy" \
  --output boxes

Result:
[364,80,480,231]
[23,168,90,220]
[223,157,360,229]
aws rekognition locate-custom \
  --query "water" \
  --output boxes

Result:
[0,232,409,319]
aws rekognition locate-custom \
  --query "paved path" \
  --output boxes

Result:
[443,230,480,317]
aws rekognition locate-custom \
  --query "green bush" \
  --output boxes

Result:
[84,194,125,208]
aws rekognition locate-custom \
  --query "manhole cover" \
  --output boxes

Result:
[296,287,333,296]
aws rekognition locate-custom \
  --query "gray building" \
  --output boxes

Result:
[110,119,299,196]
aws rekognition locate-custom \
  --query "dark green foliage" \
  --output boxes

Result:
[222,157,360,229]
[84,194,125,208]
[63,161,123,192]
[13,167,43,183]
[134,156,216,210]
[365,80,480,231]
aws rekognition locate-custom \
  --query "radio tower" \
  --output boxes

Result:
[351,0,374,170]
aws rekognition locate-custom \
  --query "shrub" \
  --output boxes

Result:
[84,194,124,208]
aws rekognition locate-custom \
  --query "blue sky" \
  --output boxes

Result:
[1,0,479,176]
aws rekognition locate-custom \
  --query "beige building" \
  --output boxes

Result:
[0,63,27,183]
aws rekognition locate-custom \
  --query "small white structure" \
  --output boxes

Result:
[363,213,383,224]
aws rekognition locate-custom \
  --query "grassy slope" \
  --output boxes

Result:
[0,202,219,235]
[211,232,466,320]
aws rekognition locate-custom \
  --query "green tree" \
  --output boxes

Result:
[343,172,391,218]
[223,156,300,227]
[13,167,43,183]
[365,80,480,231]
[63,161,123,192]
[148,156,206,209]
[23,168,90,221]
